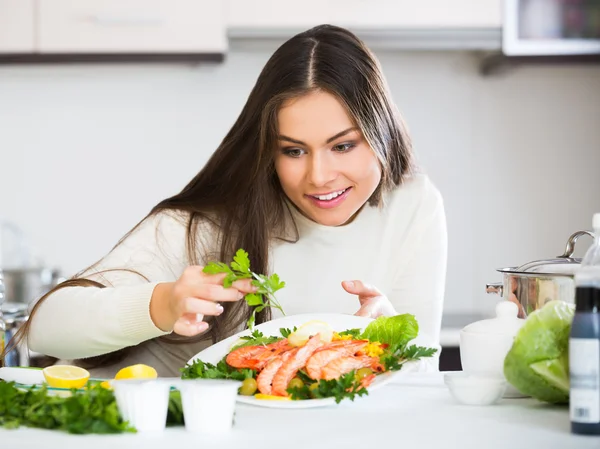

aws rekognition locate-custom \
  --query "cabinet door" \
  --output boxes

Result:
[0,0,35,52]
[328,0,501,29]
[227,0,330,30]
[38,0,227,53]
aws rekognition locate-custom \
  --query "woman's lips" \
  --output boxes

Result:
[305,187,352,209]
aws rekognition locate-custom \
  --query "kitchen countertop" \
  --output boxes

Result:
[1,373,596,449]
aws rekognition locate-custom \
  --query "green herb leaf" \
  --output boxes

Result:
[0,381,135,434]
[245,293,264,306]
[287,371,368,404]
[203,262,233,275]
[203,248,287,330]
[180,358,255,382]
[231,249,251,274]
[223,273,238,288]
[166,390,184,426]
[280,327,297,338]
[360,314,419,351]
[380,344,438,372]
[338,328,362,338]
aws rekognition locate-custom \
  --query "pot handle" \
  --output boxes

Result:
[557,230,594,258]
[485,283,503,296]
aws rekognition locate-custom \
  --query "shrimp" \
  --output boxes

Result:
[246,341,294,371]
[315,339,369,352]
[321,355,385,381]
[359,373,377,390]
[271,334,323,396]
[226,339,290,369]
[305,340,369,379]
[256,348,298,395]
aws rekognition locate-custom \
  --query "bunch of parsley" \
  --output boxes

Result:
[203,249,286,329]
[0,381,134,434]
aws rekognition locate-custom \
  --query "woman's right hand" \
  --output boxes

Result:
[150,266,256,336]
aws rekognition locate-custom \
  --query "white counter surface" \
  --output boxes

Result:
[1,373,597,449]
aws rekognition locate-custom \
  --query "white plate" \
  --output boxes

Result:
[187,313,420,409]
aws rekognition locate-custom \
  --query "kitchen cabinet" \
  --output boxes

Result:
[329,0,501,29]
[227,0,502,30]
[37,0,227,53]
[0,0,35,52]
[226,0,330,31]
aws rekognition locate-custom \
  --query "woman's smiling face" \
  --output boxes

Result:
[274,91,382,227]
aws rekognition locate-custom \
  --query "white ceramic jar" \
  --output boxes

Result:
[459,301,526,398]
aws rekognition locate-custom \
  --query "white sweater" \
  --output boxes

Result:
[28,174,447,378]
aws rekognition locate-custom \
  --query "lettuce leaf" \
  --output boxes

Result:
[360,314,419,350]
[503,300,574,404]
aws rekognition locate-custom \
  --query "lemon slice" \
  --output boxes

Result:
[288,320,334,347]
[114,364,158,380]
[254,394,292,401]
[43,365,90,389]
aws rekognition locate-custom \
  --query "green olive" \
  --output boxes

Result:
[355,367,374,381]
[239,377,258,396]
[288,377,304,390]
[308,382,320,397]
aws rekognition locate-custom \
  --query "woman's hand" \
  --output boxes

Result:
[150,266,256,336]
[342,280,397,318]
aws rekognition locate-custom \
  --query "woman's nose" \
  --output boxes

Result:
[307,152,337,187]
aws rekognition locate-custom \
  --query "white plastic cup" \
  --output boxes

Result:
[111,379,172,432]
[177,379,241,433]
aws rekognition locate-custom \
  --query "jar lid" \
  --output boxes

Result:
[462,301,525,335]
[497,230,593,276]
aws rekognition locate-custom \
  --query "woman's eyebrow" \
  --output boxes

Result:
[278,127,358,146]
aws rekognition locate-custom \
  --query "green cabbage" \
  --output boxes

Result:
[503,300,575,404]
[360,314,419,350]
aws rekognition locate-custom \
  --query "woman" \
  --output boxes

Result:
[12,24,447,378]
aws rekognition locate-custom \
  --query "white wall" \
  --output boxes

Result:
[1,45,599,316]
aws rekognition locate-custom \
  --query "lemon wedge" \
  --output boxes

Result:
[43,365,90,389]
[114,364,158,380]
[254,394,292,401]
[288,320,334,347]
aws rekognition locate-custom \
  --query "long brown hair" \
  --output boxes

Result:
[5,24,415,369]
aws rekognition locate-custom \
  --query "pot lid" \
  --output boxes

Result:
[497,230,594,276]
[462,301,525,335]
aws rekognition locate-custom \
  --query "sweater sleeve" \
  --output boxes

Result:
[388,180,448,366]
[27,210,190,360]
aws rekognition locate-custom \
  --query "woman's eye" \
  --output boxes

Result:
[333,143,355,153]
[282,148,304,158]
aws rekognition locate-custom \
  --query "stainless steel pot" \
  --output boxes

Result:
[485,230,594,318]
[2,267,63,306]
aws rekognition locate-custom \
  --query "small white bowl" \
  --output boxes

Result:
[444,372,507,406]
[176,379,242,433]
[111,379,172,432]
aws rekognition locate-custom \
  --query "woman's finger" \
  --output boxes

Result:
[354,297,383,318]
[231,278,259,294]
[192,283,244,302]
[342,280,383,304]
[182,266,227,284]
[181,297,224,316]
[173,315,209,337]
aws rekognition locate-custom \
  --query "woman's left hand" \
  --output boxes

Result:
[342,280,398,318]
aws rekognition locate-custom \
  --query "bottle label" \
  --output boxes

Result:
[570,338,600,424]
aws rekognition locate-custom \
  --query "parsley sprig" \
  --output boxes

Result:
[380,344,438,371]
[287,371,368,404]
[203,249,286,329]
[180,358,255,381]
